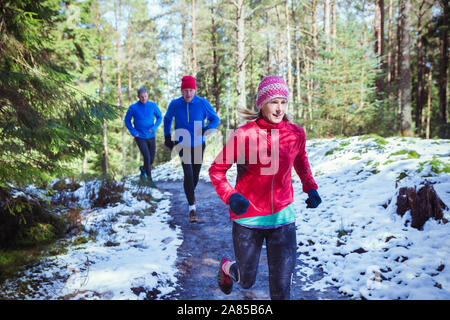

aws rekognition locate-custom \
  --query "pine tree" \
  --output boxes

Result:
[0,0,116,185]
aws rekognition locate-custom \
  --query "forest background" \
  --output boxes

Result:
[0,0,448,186]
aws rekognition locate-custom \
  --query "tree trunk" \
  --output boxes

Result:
[375,0,385,95]
[126,18,133,164]
[438,0,448,137]
[235,0,246,120]
[324,0,330,53]
[115,0,125,175]
[181,0,188,74]
[127,37,132,106]
[399,0,412,136]
[415,1,428,136]
[95,1,108,175]
[312,0,318,62]
[292,3,302,119]
[304,54,313,123]
[311,0,318,121]
[275,5,285,83]
[395,3,402,119]
[426,65,432,139]
[331,0,336,53]
[82,154,87,175]
[191,0,198,77]
[285,0,293,114]
[387,0,394,85]
[210,6,220,113]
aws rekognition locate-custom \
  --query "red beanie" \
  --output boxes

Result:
[181,75,196,90]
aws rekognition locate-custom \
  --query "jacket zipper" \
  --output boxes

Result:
[187,102,189,123]
[267,128,275,214]
[271,173,275,214]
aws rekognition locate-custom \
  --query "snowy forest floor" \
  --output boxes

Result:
[0,135,449,300]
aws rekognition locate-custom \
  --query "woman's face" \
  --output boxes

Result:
[261,98,287,124]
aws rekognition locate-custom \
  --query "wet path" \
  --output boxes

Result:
[159,180,351,300]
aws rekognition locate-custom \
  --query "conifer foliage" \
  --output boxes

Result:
[0,0,117,186]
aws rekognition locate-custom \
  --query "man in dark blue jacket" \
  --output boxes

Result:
[164,76,220,222]
[125,88,162,188]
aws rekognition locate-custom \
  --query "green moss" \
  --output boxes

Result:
[359,134,387,149]
[418,157,450,174]
[72,236,89,246]
[365,160,379,169]
[325,147,344,156]
[0,247,48,283]
[47,242,69,256]
[396,171,409,182]
[350,156,361,160]
[340,141,351,147]
[390,149,420,159]
[0,250,28,267]
[15,223,58,247]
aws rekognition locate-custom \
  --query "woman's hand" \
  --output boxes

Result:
[228,193,250,215]
[305,189,322,208]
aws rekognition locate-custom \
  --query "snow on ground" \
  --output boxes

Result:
[1,177,182,300]
[2,134,449,300]
[290,136,450,300]
[155,134,450,300]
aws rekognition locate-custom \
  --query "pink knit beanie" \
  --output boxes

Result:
[256,76,289,110]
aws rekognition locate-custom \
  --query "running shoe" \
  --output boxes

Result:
[148,179,157,188]
[217,255,233,295]
[189,209,198,223]
[139,166,147,182]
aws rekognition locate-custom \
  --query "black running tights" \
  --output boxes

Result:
[179,143,206,206]
[135,137,156,179]
[229,222,297,300]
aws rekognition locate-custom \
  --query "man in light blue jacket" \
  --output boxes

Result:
[164,76,220,222]
[125,88,162,187]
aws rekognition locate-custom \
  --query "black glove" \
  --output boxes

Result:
[228,193,250,215]
[305,189,322,208]
[164,135,174,150]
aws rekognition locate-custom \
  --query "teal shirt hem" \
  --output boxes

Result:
[234,203,295,228]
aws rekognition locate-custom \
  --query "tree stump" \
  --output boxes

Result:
[396,182,448,230]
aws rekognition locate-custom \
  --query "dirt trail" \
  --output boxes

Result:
[159,180,351,300]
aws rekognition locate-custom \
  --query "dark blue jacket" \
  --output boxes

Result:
[163,96,220,147]
[124,101,162,139]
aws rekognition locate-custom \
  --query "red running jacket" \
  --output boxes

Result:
[209,118,318,220]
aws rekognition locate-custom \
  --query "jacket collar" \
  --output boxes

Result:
[256,117,287,130]
[181,95,197,104]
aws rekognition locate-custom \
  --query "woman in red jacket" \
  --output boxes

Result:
[208,76,322,300]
